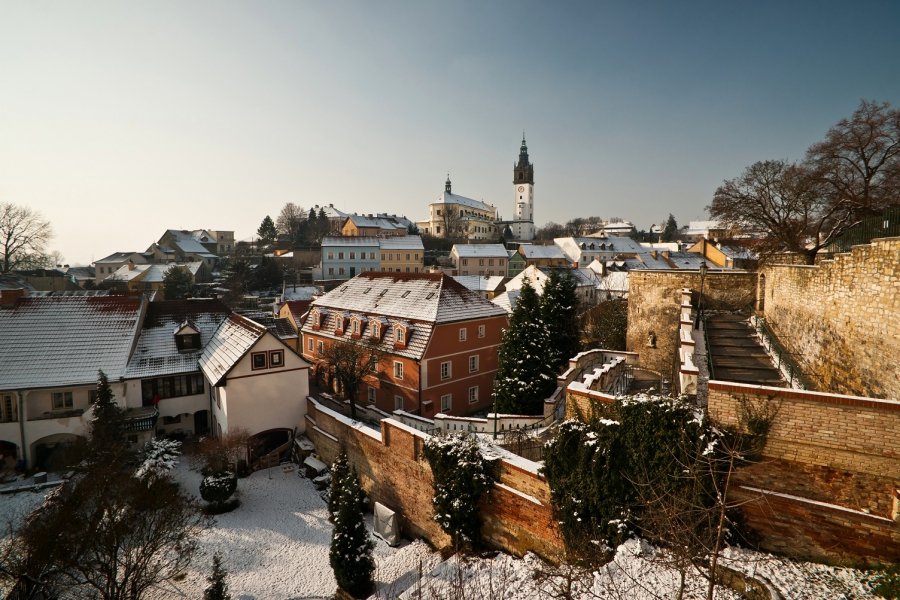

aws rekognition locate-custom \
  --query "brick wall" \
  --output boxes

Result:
[626,271,758,378]
[708,381,900,563]
[305,397,564,560]
[762,237,900,399]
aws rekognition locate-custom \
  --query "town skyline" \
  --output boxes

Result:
[2,1,899,265]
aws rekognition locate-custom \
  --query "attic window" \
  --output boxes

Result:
[425,292,435,299]
[378,290,388,297]
[340,286,349,292]
[363,287,372,294]
[401,291,410,298]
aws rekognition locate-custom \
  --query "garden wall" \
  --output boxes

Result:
[304,397,564,561]
[708,380,900,564]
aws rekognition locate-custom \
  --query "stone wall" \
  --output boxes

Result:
[626,270,758,378]
[708,380,900,564]
[305,397,564,560]
[762,237,900,399]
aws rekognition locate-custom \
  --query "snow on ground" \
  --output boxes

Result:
[147,458,437,600]
[0,459,883,600]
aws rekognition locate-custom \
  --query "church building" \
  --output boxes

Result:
[418,135,537,242]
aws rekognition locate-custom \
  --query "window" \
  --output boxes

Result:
[352,320,359,335]
[381,253,386,260]
[469,355,479,373]
[367,386,376,404]
[441,361,451,380]
[1,395,16,422]
[328,267,334,275]
[327,252,334,260]
[269,350,284,368]
[488,259,494,266]
[479,259,484,266]
[308,337,314,351]
[339,267,345,275]
[393,361,404,380]
[52,391,73,410]
[441,394,452,413]
[317,340,324,355]
[251,352,267,370]
[395,328,405,344]
[468,386,479,403]
[369,252,376,259]
[349,252,355,259]
[394,395,404,411]
[338,252,344,259]
[458,327,467,341]
[463,259,468,266]
[477,324,486,338]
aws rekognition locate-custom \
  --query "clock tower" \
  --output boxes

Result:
[513,135,534,223]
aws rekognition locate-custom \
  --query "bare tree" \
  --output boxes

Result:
[275,202,305,239]
[806,99,900,218]
[440,205,466,240]
[317,337,385,419]
[708,160,844,264]
[0,203,52,273]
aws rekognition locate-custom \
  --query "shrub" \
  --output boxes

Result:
[200,472,237,508]
[329,467,375,598]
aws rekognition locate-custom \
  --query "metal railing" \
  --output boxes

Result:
[751,315,809,389]
[701,314,716,381]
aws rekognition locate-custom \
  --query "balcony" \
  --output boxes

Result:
[28,408,86,422]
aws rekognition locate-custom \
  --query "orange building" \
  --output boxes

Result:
[300,272,507,416]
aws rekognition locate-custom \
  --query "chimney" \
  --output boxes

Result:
[0,288,26,307]
[128,260,136,271]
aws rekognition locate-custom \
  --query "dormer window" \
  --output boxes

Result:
[311,309,322,330]
[395,327,405,345]
[174,321,201,352]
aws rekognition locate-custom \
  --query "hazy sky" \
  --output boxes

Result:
[2,1,899,265]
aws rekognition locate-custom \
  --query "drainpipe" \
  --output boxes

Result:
[17,391,27,470]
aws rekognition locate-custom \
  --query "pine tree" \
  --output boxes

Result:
[662,213,679,242]
[329,467,375,598]
[328,450,350,521]
[163,265,194,300]
[204,554,231,600]
[541,269,581,370]
[257,215,277,245]
[88,370,127,463]
[492,278,559,414]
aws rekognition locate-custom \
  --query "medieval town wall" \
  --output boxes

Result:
[626,271,757,378]
[762,237,900,399]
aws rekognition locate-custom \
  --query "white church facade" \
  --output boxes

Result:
[418,136,536,242]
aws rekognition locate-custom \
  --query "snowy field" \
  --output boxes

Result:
[0,456,884,600]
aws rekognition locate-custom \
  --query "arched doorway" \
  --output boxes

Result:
[31,433,84,471]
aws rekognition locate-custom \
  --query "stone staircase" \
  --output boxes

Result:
[704,313,785,387]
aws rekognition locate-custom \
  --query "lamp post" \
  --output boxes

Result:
[695,262,708,329]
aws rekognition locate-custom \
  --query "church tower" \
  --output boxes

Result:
[513,135,534,222]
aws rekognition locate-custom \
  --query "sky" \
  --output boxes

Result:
[1,1,899,266]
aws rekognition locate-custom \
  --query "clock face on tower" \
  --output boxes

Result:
[517,185,524,192]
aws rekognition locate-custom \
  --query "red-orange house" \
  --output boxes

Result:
[300,272,508,417]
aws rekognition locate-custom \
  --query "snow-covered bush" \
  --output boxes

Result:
[135,438,181,482]
[329,465,374,598]
[423,432,497,551]
[200,472,237,508]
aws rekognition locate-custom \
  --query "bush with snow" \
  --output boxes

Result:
[135,438,181,482]
[329,465,375,598]
[423,432,497,551]
[200,472,238,509]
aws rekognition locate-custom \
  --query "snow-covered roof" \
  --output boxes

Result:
[505,265,593,296]
[109,262,203,284]
[306,205,348,219]
[452,244,508,258]
[307,273,507,325]
[321,236,381,247]
[164,230,217,256]
[718,245,756,260]
[598,271,629,293]
[685,220,723,235]
[280,286,320,302]
[491,290,520,314]
[125,299,231,379]
[519,245,568,260]
[0,294,145,391]
[199,314,268,386]
[451,275,506,293]
[553,236,646,261]
[95,251,147,264]
[378,236,424,250]
[438,192,495,213]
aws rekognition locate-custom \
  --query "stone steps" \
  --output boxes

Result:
[705,314,785,387]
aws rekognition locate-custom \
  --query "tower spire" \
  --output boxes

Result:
[445,173,452,194]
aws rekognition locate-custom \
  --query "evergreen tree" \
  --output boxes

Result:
[253,256,283,290]
[256,215,277,245]
[329,467,375,598]
[541,269,581,370]
[328,450,350,521]
[163,265,194,300]
[492,279,558,414]
[662,213,679,242]
[317,208,330,240]
[88,370,127,463]
[204,554,231,600]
